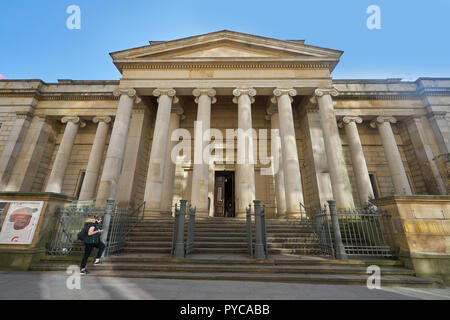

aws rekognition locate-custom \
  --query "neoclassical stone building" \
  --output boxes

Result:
[0,31,448,217]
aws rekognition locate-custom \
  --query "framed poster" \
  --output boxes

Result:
[0,201,44,245]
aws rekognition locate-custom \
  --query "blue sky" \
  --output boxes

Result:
[1,0,449,82]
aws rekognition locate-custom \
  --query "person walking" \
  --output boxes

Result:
[80,215,105,274]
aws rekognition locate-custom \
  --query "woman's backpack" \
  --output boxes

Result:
[77,223,90,241]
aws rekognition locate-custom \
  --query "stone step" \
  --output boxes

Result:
[122,247,322,255]
[31,262,416,276]
[132,227,312,233]
[126,236,317,243]
[128,231,311,237]
[37,254,406,267]
[29,266,444,288]
[124,241,320,249]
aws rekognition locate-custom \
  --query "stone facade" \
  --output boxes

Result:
[0,31,448,217]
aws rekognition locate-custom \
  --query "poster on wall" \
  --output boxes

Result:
[0,201,44,245]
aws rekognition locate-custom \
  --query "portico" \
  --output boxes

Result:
[0,31,448,219]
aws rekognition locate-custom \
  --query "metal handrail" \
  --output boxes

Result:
[123,201,146,238]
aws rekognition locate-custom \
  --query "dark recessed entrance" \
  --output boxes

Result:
[214,171,235,217]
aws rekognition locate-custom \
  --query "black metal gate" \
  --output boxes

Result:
[46,200,145,256]
[308,201,397,259]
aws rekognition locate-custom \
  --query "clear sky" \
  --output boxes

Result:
[1,0,449,82]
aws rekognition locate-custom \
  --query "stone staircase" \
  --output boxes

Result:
[123,217,321,255]
[31,217,445,288]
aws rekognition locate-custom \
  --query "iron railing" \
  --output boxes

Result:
[171,199,196,258]
[245,200,268,260]
[104,201,145,256]
[245,205,253,257]
[336,208,395,257]
[309,201,396,259]
[185,205,196,255]
[47,206,103,255]
[312,206,335,257]
[46,200,145,256]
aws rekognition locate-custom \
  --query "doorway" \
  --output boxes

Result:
[214,171,235,217]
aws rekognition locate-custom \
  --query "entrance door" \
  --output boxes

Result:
[214,171,235,217]
[214,176,225,216]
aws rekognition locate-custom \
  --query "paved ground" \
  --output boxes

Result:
[0,271,449,300]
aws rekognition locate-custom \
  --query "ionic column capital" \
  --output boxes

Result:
[272,88,297,103]
[93,116,112,124]
[153,88,178,104]
[193,88,217,104]
[113,88,137,98]
[61,116,86,128]
[314,88,339,97]
[153,88,176,98]
[273,88,297,98]
[338,116,363,128]
[232,87,256,104]
[370,116,397,128]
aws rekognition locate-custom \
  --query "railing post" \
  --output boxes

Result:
[186,205,196,255]
[174,199,187,258]
[101,198,114,257]
[328,200,348,260]
[253,200,266,260]
[261,204,268,257]
[246,205,253,257]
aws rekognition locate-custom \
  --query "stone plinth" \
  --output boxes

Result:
[373,195,450,282]
[0,192,73,270]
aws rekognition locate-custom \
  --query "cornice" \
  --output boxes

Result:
[0,90,119,101]
[418,87,450,97]
[115,61,334,70]
[333,91,420,101]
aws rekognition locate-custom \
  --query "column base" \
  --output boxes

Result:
[284,211,303,219]
[235,211,248,218]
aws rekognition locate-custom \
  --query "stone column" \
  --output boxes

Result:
[272,88,304,215]
[427,112,450,155]
[96,89,137,206]
[5,115,51,192]
[406,116,447,195]
[370,116,413,195]
[144,88,178,212]
[78,117,111,200]
[0,112,32,190]
[339,116,374,206]
[315,88,354,209]
[191,88,216,216]
[267,105,287,217]
[233,88,256,217]
[160,104,184,214]
[45,116,85,193]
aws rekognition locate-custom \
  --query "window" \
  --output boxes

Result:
[369,173,380,199]
[74,171,86,200]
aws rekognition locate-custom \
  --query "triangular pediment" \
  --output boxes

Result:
[110,30,342,71]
